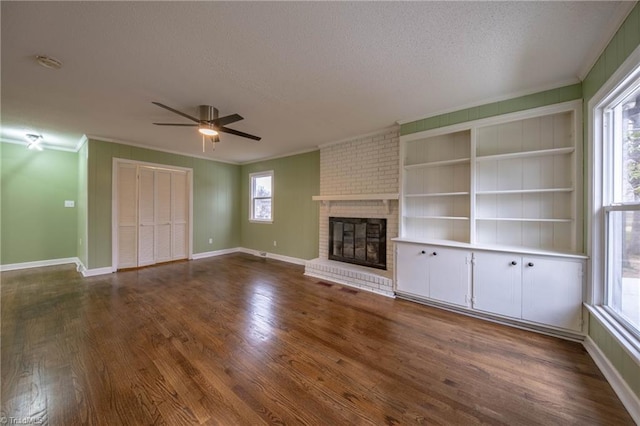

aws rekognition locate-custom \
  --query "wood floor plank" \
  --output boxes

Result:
[1,253,635,425]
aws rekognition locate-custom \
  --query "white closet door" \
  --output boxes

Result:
[117,163,138,268]
[155,170,173,263]
[138,167,156,266]
[172,171,189,260]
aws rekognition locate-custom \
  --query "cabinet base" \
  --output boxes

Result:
[396,291,585,342]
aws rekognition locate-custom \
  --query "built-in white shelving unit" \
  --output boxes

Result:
[399,101,582,254]
[395,101,585,337]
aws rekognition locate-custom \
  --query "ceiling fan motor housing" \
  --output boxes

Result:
[198,105,218,122]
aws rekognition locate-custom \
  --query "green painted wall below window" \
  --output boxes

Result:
[589,315,640,398]
[240,151,320,261]
[86,139,241,269]
[1,142,78,265]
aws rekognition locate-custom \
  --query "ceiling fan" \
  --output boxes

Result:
[152,102,261,150]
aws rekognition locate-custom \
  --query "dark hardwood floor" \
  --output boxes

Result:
[1,253,634,425]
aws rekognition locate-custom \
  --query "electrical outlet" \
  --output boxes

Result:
[273,240,277,247]
[208,238,213,244]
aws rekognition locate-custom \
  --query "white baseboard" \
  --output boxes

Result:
[193,247,307,266]
[583,336,640,423]
[0,248,308,276]
[0,257,80,272]
[191,247,242,260]
[237,247,307,266]
[80,266,114,277]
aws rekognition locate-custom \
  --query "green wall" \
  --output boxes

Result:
[582,2,640,402]
[1,142,78,264]
[86,139,241,269]
[240,150,320,260]
[401,84,582,136]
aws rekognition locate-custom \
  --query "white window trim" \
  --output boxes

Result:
[588,44,640,363]
[249,170,274,223]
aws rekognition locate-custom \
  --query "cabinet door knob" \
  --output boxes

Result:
[432,252,437,256]
[420,250,426,254]
[527,262,534,267]
[511,261,517,266]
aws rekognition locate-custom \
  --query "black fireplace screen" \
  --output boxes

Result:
[329,217,386,270]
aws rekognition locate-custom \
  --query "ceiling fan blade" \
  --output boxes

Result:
[218,126,261,141]
[153,123,198,126]
[152,102,199,123]
[210,114,243,127]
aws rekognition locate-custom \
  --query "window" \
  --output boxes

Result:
[602,85,640,338]
[250,171,273,222]
[594,64,640,343]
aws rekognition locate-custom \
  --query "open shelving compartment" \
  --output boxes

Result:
[399,100,583,254]
[402,129,471,243]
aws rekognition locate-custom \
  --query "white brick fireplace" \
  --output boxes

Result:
[304,127,400,297]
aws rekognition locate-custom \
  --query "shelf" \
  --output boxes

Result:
[392,237,588,259]
[406,192,470,197]
[476,188,574,195]
[312,193,399,214]
[475,147,574,162]
[312,193,399,201]
[405,215,470,221]
[476,217,573,223]
[405,158,470,170]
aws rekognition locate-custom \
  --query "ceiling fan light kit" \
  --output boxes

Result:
[152,102,261,152]
[198,125,218,136]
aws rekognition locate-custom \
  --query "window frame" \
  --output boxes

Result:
[249,170,274,223]
[589,46,640,358]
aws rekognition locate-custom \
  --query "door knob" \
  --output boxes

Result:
[527,262,534,267]
[511,261,517,266]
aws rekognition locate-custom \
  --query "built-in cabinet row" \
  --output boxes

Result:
[395,241,585,333]
[395,101,586,335]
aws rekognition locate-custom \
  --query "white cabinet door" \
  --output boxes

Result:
[473,251,522,318]
[427,247,471,307]
[138,167,156,267]
[522,257,583,331]
[396,243,429,297]
[171,170,189,260]
[155,170,173,263]
[117,163,138,269]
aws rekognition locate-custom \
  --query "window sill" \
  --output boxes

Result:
[249,219,273,224]
[585,303,640,366]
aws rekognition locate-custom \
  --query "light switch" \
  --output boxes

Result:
[64,200,75,208]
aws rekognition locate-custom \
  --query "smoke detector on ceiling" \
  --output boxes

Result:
[36,55,62,70]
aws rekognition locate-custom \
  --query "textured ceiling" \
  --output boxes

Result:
[0,1,632,163]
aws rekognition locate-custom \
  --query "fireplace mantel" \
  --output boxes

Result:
[312,193,399,213]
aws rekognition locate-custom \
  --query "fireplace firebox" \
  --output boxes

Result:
[329,217,386,270]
